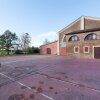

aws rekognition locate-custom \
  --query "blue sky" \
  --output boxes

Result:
[0,0,100,47]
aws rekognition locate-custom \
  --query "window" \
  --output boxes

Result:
[83,46,89,53]
[84,33,98,40]
[69,35,79,42]
[74,46,79,53]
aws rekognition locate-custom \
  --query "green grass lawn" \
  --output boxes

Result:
[0,50,15,56]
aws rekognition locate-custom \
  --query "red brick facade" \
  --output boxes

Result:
[60,47,67,56]
[40,41,57,55]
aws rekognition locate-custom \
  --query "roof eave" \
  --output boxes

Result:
[65,28,100,35]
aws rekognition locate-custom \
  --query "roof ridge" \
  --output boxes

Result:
[40,40,58,47]
[58,16,100,34]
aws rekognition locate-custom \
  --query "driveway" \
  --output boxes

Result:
[0,55,100,100]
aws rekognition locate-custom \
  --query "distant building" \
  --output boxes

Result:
[40,41,57,55]
[40,16,100,59]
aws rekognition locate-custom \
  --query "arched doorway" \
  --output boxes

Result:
[47,48,51,54]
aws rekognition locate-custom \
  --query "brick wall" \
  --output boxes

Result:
[59,19,81,56]
[59,19,81,42]
[66,31,100,58]
[40,41,57,55]
[60,47,67,56]
[58,17,100,58]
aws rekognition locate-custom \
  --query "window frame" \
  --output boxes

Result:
[84,33,98,41]
[74,46,80,53]
[69,35,79,42]
[83,46,90,53]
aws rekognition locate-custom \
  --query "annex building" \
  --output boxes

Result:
[40,16,100,59]
[40,41,57,55]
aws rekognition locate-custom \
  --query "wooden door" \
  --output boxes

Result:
[47,48,51,54]
[94,47,100,59]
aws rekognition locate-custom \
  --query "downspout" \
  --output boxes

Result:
[57,32,60,55]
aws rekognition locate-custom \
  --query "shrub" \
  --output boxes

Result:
[15,50,23,54]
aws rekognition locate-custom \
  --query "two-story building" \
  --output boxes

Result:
[40,16,100,59]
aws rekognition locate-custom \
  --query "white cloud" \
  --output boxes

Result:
[31,31,57,47]
[38,31,57,38]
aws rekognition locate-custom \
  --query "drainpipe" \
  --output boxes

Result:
[57,32,60,55]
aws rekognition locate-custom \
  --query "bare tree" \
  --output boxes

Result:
[21,33,31,53]
[43,39,50,45]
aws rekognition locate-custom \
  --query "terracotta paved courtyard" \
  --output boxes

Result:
[0,55,100,100]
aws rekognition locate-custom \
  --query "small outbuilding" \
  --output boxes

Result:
[40,41,57,55]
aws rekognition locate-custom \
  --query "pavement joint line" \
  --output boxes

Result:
[2,61,53,71]
[16,81,32,90]
[2,60,100,95]
[2,57,49,64]
[35,72,100,94]
[2,59,33,64]
[1,62,100,94]
[10,64,100,94]
[0,72,55,100]
[59,79,100,93]
[41,93,55,100]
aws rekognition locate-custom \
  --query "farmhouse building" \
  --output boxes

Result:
[40,16,100,59]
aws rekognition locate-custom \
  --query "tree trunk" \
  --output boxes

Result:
[6,49,9,55]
